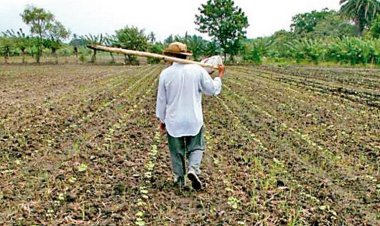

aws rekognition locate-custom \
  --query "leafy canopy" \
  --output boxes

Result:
[291,9,336,35]
[195,0,249,60]
[20,5,69,63]
[115,26,148,51]
[21,5,54,38]
[115,26,149,64]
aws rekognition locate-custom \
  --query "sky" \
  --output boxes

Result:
[0,0,341,41]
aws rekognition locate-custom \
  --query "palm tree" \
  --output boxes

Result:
[339,0,380,34]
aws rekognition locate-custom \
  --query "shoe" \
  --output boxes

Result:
[187,171,202,190]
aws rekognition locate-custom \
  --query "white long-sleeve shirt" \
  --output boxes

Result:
[156,63,222,137]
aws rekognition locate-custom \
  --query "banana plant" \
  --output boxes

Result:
[327,37,376,65]
[82,33,105,63]
[243,38,274,64]
[3,28,30,63]
[0,35,13,64]
[285,38,326,64]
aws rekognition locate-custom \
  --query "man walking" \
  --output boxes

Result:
[156,42,225,190]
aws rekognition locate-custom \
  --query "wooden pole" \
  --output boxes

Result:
[90,45,219,69]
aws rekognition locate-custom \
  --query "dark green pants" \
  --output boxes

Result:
[167,127,205,181]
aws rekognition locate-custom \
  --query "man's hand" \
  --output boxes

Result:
[159,122,166,134]
[218,65,225,78]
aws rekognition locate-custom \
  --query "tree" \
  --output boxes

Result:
[340,0,380,35]
[291,9,337,36]
[195,0,249,61]
[313,12,357,38]
[115,26,148,64]
[21,5,55,63]
[45,21,70,63]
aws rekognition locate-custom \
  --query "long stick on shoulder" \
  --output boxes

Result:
[90,45,219,69]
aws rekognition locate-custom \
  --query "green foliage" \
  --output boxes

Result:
[243,38,273,64]
[83,33,105,46]
[263,36,380,65]
[70,34,87,47]
[43,21,70,63]
[163,33,211,61]
[291,9,335,35]
[339,0,380,34]
[368,14,380,38]
[103,34,117,64]
[291,9,356,38]
[21,5,54,38]
[195,0,249,60]
[164,34,189,45]
[203,41,221,57]
[285,39,326,64]
[326,37,378,65]
[115,26,148,65]
[185,35,207,61]
[266,30,295,60]
[115,26,148,50]
[147,42,164,64]
[21,5,55,63]
[82,34,105,63]
[2,28,31,63]
[79,54,86,63]
[0,36,14,63]
[313,13,357,38]
[166,33,221,58]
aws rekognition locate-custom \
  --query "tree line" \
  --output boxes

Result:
[1,0,380,66]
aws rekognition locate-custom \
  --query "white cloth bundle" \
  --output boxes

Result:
[201,56,223,73]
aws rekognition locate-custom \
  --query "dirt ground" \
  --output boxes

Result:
[0,64,379,225]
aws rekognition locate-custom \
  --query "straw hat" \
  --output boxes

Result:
[163,42,192,56]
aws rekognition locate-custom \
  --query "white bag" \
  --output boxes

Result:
[201,55,223,74]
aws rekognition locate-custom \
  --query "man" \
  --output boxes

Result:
[156,42,225,190]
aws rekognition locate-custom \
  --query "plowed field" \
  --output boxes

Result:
[1,64,379,225]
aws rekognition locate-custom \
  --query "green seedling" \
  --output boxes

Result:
[228,197,240,209]
[77,163,87,172]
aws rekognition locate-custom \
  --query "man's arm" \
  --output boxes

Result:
[156,74,166,132]
[200,65,225,96]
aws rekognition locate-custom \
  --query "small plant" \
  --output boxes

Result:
[77,163,87,172]
[227,197,240,209]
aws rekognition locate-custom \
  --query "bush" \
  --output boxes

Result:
[242,38,273,64]
[326,37,376,65]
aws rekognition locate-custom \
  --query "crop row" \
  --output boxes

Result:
[219,69,379,224]
[0,66,161,224]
